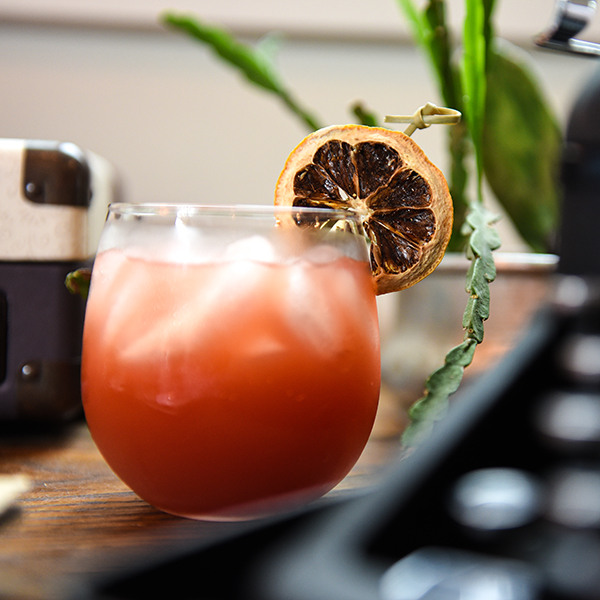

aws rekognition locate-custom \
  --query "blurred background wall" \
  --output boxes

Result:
[0,0,599,251]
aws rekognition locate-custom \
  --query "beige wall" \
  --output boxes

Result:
[0,1,598,250]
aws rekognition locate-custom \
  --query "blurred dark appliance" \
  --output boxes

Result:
[0,139,113,421]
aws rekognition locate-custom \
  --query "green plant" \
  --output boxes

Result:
[397,0,561,253]
[159,2,562,444]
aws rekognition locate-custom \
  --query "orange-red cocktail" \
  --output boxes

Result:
[81,204,380,520]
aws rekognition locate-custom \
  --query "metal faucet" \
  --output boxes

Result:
[535,0,600,56]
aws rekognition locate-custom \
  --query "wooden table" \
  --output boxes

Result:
[0,419,401,600]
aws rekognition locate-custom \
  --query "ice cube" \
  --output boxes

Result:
[118,259,271,363]
[282,259,375,359]
[89,251,159,345]
[223,235,277,263]
[281,262,345,357]
[304,243,342,264]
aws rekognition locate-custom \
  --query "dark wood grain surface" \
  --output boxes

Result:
[0,419,400,600]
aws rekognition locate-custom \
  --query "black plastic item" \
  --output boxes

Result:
[559,65,600,277]
[0,261,86,421]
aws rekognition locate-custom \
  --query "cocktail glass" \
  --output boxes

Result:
[81,203,381,520]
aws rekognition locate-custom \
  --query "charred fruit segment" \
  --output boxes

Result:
[275,125,453,294]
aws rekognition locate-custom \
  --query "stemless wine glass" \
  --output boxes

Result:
[81,203,381,520]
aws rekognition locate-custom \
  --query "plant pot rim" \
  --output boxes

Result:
[438,251,559,274]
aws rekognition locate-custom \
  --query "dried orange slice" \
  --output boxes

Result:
[274,124,453,295]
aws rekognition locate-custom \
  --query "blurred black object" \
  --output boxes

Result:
[0,261,86,421]
[560,66,600,277]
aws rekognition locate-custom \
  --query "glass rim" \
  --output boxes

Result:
[108,202,358,221]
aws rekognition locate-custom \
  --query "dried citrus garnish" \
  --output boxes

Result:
[274,124,453,295]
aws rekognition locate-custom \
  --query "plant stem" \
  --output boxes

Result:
[446,122,470,250]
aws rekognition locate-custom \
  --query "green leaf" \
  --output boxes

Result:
[255,31,283,65]
[395,1,461,110]
[422,0,461,109]
[161,12,322,132]
[469,230,497,279]
[394,0,429,49]
[394,1,471,252]
[466,257,491,302]
[446,122,471,251]
[482,42,562,252]
[482,0,498,54]
[65,268,91,300]
[408,363,463,422]
[427,363,465,395]
[462,294,485,342]
[446,338,477,367]
[351,102,379,127]
[401,418,435,447]
[460,0,487,199]
[402,201,500,447]
[163,13,278,91]
[465,203,501,280]
[402,359,464,446]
